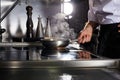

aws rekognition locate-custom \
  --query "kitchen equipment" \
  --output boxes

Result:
[40,37,79,49]
[36,16,44,38]
[0,28,6,42]
[41,37,70,49]
[44,18,52,37]
[41,49,74,60]
[0,0,19,23]
[26,5,34,38]
[0,28,6,35]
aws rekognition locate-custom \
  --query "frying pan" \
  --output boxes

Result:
[41,37,76,49]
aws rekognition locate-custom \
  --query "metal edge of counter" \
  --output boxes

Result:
[0,42,42,47]
[0,59,119,69]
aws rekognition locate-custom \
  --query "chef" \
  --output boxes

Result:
[78,0,120,58]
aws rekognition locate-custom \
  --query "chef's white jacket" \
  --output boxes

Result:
[88,0,120,24]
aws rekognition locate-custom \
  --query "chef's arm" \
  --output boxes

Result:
[84,21,99,29]
[78,21,99,44]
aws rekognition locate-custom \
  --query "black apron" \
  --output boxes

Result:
[97,23,120,59]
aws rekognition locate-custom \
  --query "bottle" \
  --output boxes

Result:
[26,5,34,38]
[36,16,44,38]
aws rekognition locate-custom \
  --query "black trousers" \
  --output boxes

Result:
[97,23,120,59]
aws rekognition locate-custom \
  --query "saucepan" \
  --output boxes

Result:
[40,37,78,49]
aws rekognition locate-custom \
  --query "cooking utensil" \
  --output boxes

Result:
[40,37,78,49]
[41,37,69,49]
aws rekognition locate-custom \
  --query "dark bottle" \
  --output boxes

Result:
[26,6,34,38]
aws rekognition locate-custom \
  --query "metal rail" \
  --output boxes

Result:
[0,0,20,23]
[0,42,42,47]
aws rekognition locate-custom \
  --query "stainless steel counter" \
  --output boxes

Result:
[0,42,120,69]
[0,66,120,80]
[0,59,120,80]
[0,42,120,80]
[0,59,119,68]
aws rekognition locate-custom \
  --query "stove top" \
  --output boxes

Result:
[41,48,98,60]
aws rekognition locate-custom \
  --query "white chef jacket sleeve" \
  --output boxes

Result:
[88,8,97,22]
[88,0,97,22]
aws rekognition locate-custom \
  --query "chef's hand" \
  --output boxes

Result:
[118,24,120,32]
[78,22,93,44]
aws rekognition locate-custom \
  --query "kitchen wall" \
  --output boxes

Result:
[1,0,89,42]
[69,0,89,34]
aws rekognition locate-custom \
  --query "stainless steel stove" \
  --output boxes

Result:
[0,68,120,80]
[0,46,101,61]
[0,43,120,80]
